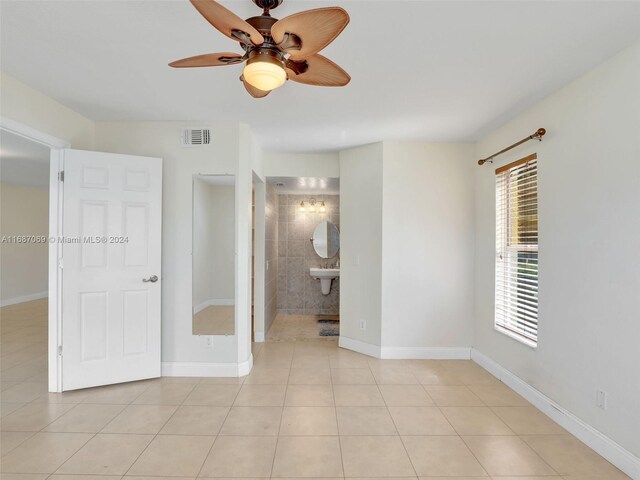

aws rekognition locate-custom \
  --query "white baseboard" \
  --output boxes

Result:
[339,336,382,358]
[254,331,265,342]
[339,336,471,360]
[193,299,235,314]
[381,346,471,360]
[471,348,640,480]
[162,354,254,378]
[0,291,48,307]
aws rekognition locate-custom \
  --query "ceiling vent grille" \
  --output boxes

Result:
[182,128,211,146]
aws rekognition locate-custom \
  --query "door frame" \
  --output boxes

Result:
[0,116,69,392]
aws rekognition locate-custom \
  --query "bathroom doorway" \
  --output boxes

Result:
[264,177,340,342]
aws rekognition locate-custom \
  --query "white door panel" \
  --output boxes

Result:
[62,149,162,391]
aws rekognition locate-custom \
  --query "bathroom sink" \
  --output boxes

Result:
[309,268,340,279]
[310,268,340,295]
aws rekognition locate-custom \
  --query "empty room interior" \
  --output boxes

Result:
[0,0,639,478]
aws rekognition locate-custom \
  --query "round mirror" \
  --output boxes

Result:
[312,221,340,258]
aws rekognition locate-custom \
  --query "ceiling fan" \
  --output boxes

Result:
[169,0,351,98]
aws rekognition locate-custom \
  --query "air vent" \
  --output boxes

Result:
[181,128,211,146]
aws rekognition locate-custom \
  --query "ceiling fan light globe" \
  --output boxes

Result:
[243,60,287,92]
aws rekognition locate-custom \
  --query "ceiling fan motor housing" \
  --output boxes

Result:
[253,0,283,13]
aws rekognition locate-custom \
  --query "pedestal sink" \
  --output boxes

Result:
[310,268,340,295]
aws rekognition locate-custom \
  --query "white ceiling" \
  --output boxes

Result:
[1,1,639,153]
[0,131,51,188]
[268,176,339,194]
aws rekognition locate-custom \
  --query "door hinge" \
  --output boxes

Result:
[58,170,64,182]
[57,345,63,356]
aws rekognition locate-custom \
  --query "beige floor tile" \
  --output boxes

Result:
[160,405,229,435]
[378,385,434,406]
[440,406,514,435]
[387,406,456,435]
[1,431,34,456]
[50,475,123,480]
[331,368,376,385]
[220,406,282,435]
[200,436,277,477]
[1,403,74,431]
[132,383,196,405]
[463,435,557,476]
[521,435,628,478]
[468,384,530,406]
[234,384,287,406]
[424,386,485,406]
[285,384,334,406]
[80,383,149,404]
[371,367,418,385]
[337,406,398,435]
[280,406,338,436]
[0,403,26,418]
[183,384,241,406]
[333,385,385,406]
[402,435,487,477]
[253,353,293,369]
[272,436,343,477]
[410,366,464,386]
[0,474,49,480]
[128,435,215,477]
[291,355,331,369]
[198,377,245,385]
[341,435,415,477]
[43,404,125,433]
[244,368,291,385]
[32,390,90,404]
[0,382,48,403]
[288,368,331,384]
[0,432,92,474]
[329,352,370,369]
[492,406,567,435]
[57,433,153,475]
[101,405,177,434]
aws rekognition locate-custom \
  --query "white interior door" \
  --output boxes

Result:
[61,149,162,391]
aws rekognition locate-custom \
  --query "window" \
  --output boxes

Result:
[495,153,539,347]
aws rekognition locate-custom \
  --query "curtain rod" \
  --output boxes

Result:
[477,128,546,166]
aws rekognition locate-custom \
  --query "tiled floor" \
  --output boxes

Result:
[0,298,630,479]
[267,313,340,341]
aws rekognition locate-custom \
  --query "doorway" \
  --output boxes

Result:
[263,176,341,342]
[0,128,54,396]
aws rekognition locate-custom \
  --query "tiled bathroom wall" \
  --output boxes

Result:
[264,184,279,333]
[277,194,340,315]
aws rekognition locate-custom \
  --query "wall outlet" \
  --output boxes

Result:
[596,390,608,410]
[354,254,361,266]
[359,319,366,330]
[266,260,269,271]
[202,336,213,349]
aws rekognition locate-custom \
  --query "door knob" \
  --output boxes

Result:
[143,275,158,283]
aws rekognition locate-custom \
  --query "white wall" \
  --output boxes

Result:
[474,41,640,458]
[263,152,340,178]
[381,142,475,352]
[0,72,94,149]
[0,183,49,305]
[339,143,384,348]
[94,121,242,365]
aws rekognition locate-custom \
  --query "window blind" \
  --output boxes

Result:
[495,153,539,345]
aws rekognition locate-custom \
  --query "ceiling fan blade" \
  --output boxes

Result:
[286,54,350,87]
[241,76,270,98]
[190,0,264,45]
[271,7,349,60]
[169,52,244,68]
